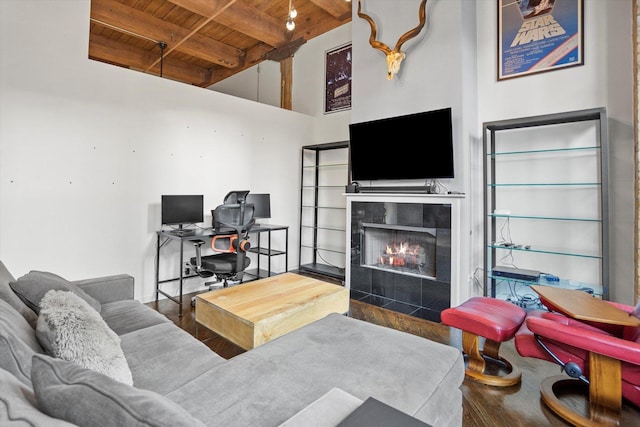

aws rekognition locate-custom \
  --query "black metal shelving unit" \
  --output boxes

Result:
[483,108,609,301]
[299,141,349,281]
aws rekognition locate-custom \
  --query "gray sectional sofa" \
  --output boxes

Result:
[0,259,465,426]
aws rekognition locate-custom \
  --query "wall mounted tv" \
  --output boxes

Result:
[348,108,454,181]
[161,195,204,227]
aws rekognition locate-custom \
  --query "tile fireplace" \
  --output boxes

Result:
[345,193,465,322]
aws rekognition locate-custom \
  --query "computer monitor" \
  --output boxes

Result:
[161,195,204,229]
[246,193,271,221]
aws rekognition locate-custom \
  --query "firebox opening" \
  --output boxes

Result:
[361,223,437,280]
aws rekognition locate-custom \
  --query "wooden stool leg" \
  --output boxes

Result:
[589,353,621,425]
[483,338,501,359]
[538,353,622,427]
[462,330,485,373]
[460,331,521,387]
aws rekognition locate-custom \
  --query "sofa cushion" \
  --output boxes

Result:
[0,366,76,427]
[0,260,38,329]
[31,354,207,427]
[166,313,464,427]
[36,290,133,385]
[119,323,226,395]
[0,299,45,386]
[278,387,363,427]
[10,271,101,314]
[99,300,171,336]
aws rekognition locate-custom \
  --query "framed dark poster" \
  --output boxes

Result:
[324,43,352,114]
[498,0,583,80]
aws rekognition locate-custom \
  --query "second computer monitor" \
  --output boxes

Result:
[246,193,271,221]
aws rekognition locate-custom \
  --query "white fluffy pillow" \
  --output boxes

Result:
[36,290,133,385]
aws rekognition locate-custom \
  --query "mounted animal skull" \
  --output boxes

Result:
[357,0,428,80]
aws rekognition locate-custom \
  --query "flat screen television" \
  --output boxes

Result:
[161,195,204,227]
[348,108,454,181]
[246,193,271,220]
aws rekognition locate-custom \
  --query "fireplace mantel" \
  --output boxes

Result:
[345,192,468,321]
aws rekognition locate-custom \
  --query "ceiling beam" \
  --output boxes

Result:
[292,11,351,42]
[168,0,287,47]
[89,34,211,85]
[91,0,243,68]
[204,43,275,86]
[166,0,236,18]
[310,0,352,21]
[265,38,306,62]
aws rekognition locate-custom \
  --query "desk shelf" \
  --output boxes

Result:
[245,225,288,280]
[248,247,286,257]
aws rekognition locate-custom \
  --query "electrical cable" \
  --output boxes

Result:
[498,217,517,268]
[158,42,167,78]
[314,249,344,272]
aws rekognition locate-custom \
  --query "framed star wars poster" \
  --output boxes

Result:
[498,0,583,80]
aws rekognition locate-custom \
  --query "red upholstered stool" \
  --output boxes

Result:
[441,297,526,386]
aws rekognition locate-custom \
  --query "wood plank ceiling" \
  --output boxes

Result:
[89,0,353,88]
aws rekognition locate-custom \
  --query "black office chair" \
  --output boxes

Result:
[190,196,255,288]
[222,189,250,205]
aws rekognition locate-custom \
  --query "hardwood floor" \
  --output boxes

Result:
[147,276,640,427]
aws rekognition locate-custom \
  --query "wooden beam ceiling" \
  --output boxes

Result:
[89,0,352,88]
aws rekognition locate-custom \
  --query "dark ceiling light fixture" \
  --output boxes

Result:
[157,41,167,77]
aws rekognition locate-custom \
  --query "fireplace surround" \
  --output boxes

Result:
[345,193,465,322]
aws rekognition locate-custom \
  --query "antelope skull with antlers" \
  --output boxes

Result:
[357,0,428,80]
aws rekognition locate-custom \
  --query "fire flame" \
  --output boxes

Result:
[381,241,422,266]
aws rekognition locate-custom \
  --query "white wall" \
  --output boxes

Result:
[210,23,353,145]
[296,24,353,144]
[0,0,312,302]
[351,0,477,297]
[209,62,282,110]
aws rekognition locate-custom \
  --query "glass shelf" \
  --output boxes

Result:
[488,182,601,187]
[483,108,608,300]
[300,244,345,255]
[488,244,602,259]
[487,146,600,157]
[300,225,346,232]
[301,205,345,210]
[488,274,602,297]
[300,142,349,281]
[302,163,348,169]
[488,213,602,222]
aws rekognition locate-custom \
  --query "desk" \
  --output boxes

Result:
[530,285,640,327]
[155,224,288,316]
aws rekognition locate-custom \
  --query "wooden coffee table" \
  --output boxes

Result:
[195,272,349,350]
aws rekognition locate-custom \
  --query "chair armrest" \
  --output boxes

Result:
[526,316,640,366]
[72,274,134,304]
